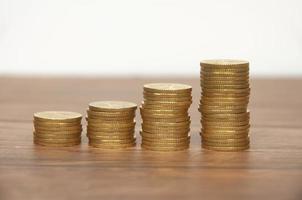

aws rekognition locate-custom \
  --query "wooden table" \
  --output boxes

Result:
[0,77,301,200]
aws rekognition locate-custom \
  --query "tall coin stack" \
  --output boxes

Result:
[140,83,192,151]
[86,101,137,149]
[33,111,82,147]
[199,59,250,151]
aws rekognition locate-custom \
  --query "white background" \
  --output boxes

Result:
[0,0,301,76]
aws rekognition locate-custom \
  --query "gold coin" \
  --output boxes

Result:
[199,108,247,114]
[33,137,81,144]
[87,110,135,119]
[201,84,249,90]
[34,125,82,132]
[142,126,190,132]
[142,116,190,123]
[202,136,249,142]
[200,75,249,81]
[142,141,189,148]
[142,135,190,142]
[201,133,249,139]
[87,126,134,132]
[200,59,249,67]
[202,140,249,147]
[143,91,192,98]
[201,68,249,73]
[201,120,249,127]
[86,117,134,124]
[89,141,135,148]
[200,99,249,105]
[141,144,189,151]
[142,120,190,127]
[34,111,82,123]
[89,138,136,144]
[34,131,81,138]
[34,121,81,128]
[34,140,80,147]
[87,129,134,135]
[200,78,249,84]
[89,101,137,112]
[144,95,192,102]
[202,111,250,118]
[87,121,135,127]
[141,132,189,139]
[88,134,134,140]
[141,103,190,110]
[202,123,250,130]
[141,113,189,120]
[202,144,249,151]
[144,83,192,93]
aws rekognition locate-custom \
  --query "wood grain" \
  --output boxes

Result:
[0,77,302,200]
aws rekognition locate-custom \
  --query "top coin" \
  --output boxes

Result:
[200,59,249,68]
[144,83,192,93]
[89,101,137,112]
[34,111,82,122]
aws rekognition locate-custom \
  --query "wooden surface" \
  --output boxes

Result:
[0,77,302,200]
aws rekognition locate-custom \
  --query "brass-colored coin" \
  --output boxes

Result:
[144,95,192,102]
[34,137,81,144]
[144,83,192,93]
[201,133,249,139]
[142,141,189,148]
[200,103,248,109]
[202,140,249,147]
[202,92,249,98]
[200,75,249,81]
[201,127,249,134]
[34,131,81,138]
[201,67,249,73]
[200,78,249,84]
[202,144,249,151]
[202,124,250,130]
[88,134,134,140]
[143,91,192,98]
[142,126,190,133]
[87,121,136,128]
[34,125,82,132]
[33,128,82,135]
[89,141,135,148]
[141,131,189,139]
[200,99,249,106]
[202,136,249,143]
[34,121,81,128]
[86,117,134,124]
[201,84,249,90]
[142,116,190,123]
[144,100,192,108]
[202,117,249,123]
[87,110,135,119]
[34,140,80,147]
[202,87,250,93]
[202,112,250,119]
[87,126,134,132]
[142,136,190,142]
[141,113,189,120]
[199,107,247,114]
[34,111,82,123]
[89,101,137,112]
[141,103,190,110]
[89,138,136,144]
[141,144,189,151]
[87,129,134,135]
[200,59,249,67]
[142,120,190,127]
[201,120,249,127]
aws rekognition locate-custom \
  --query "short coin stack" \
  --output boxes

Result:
[33,111,82,147]
[86,101,137,149]
[140,83,192,151]
[199,59,250,151]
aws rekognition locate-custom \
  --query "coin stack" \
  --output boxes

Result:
[140,83,192,151]
[33,111,82,147]
[199,59,250,151]
[86,101,137,149]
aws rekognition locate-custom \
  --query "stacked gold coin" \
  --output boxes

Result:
[86,101,137,149]
[140,83,192,151]
[33,111,82,147]
[199,59,250,151]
